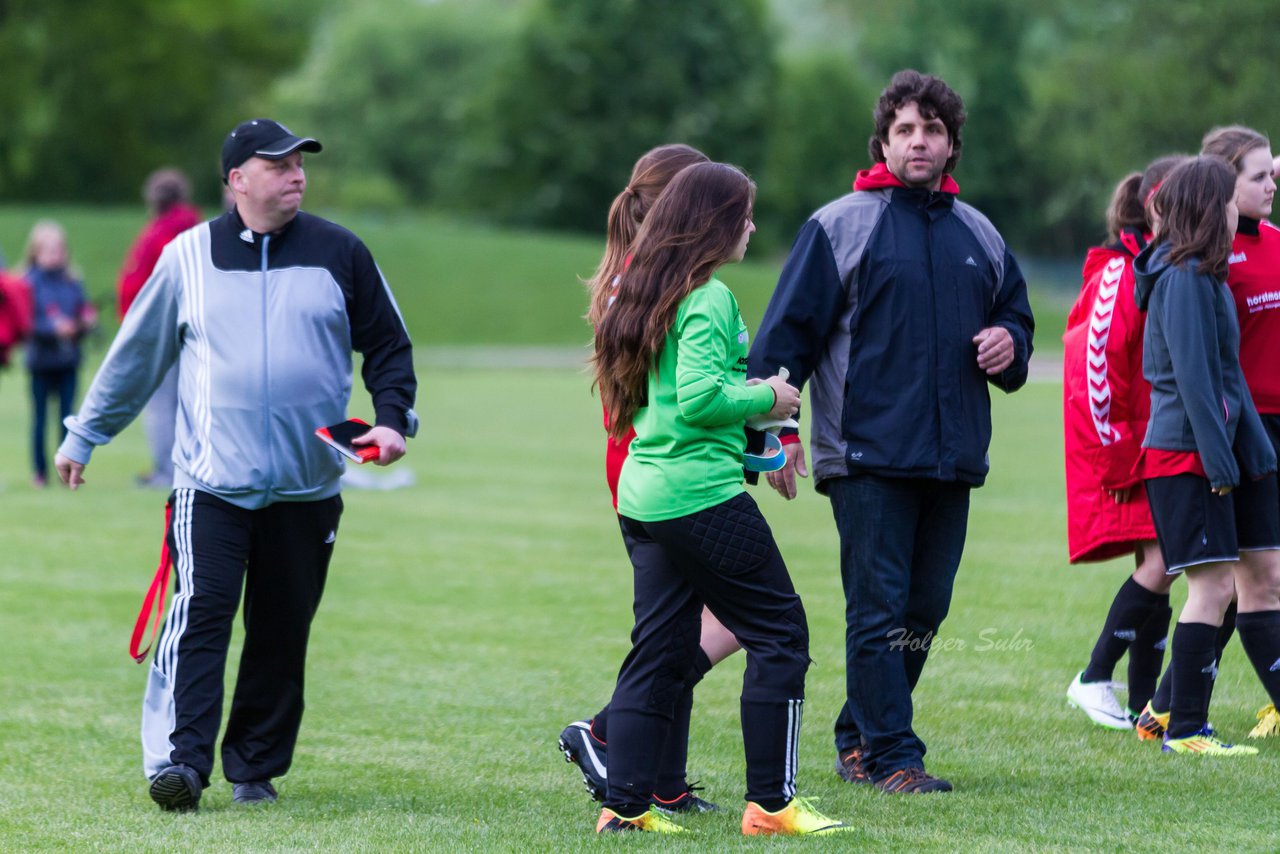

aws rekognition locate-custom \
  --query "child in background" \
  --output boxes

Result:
[22,220,95,487]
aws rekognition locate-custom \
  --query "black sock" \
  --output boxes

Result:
[1236,610,1280,707]
[653,685,694,802]
[1126,597,1172,714]
[1151,669,1171,714]
[591,705,609,744]
[1083,577,1163,683]
[652,650,715,801]
[1167,622,1219,739]
[1206,602,1237,708]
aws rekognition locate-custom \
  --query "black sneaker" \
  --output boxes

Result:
[232,780,278,805]
[148,764,203,812]
[652,783,721,814]
[874,766,953,794]
[558,720,607,801]
[835,746,871,785]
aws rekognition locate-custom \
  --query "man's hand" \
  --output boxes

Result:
[765,441,808,500]
[351,425,406,466]
[973,326,1015,375]
[54,452,86,490]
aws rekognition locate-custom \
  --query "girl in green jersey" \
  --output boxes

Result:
[589,162,848,836]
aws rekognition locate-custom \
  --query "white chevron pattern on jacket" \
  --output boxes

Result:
[1087,257,1126,445]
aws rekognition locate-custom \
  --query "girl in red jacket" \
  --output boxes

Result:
[1064,156,1185,729]
[1200,125,1280,739]
[559,144,742,814]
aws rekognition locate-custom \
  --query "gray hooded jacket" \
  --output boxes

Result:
[1133,240,1273,488]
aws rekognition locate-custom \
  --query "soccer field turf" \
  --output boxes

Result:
[1,360,1275,850]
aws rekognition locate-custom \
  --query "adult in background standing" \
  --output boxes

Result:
[750,69,1034,793]
[55,119,418,810]
[118,168,203,488]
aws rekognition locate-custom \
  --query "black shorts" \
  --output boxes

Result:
[1145,473,1280,573]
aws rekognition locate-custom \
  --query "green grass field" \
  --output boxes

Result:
[0,208,1265,850]
[1,366,1277,850]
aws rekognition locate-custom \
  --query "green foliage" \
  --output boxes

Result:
[462,0,777,230]
[1024,0,1280,253]
[0,0,310,206]
[835,0,1038,242]
[273,0,521,212]
[755,50,880,250]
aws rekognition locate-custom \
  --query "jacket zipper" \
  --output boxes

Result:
[261,235,275,494]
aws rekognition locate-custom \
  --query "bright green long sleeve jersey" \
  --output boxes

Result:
[617,276,775,521]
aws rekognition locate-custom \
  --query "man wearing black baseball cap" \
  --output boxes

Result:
[55,118,419,812]
[221,118,323,182]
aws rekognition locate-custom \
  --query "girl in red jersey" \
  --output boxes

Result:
[1063,156,1186,730]
[1201,126,1280,739]
[1132,155,1280,755]
[559,144,744,813]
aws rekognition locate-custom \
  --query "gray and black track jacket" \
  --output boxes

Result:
[749,166,1034,490]
[60,209,417,509]
[1133,240,1274,488]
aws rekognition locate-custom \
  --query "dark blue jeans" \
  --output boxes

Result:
[30,367,77,478]
[826,474,970,779]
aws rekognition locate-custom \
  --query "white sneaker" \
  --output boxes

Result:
[1066,671,1132,729]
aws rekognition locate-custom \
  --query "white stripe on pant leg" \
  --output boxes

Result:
[784,698,802,801]
[141,488,194,780]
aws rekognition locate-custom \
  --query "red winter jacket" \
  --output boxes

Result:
[1062,236,1156,562]
[1227,217,1280,414]
[0,272,33,366]
[117,203,202,320]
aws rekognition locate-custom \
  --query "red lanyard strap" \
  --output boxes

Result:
[129,501,173,663]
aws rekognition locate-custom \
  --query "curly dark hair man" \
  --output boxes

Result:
[751,69,1033,795]
[869,69,966,176]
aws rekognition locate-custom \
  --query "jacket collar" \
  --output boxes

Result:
[853,162,960,195]
[226,206,299,249]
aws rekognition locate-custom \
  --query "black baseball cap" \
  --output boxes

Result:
[221,119,322,181]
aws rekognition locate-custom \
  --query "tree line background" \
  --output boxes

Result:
[2,0,1276,261]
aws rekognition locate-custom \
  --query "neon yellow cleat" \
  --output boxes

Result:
[1162,729,1258,756]
[1248,703,1280,739]
[596,806,688,834]
[742,797,852,836]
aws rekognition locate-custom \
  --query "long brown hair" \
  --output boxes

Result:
[585,144,710,329]
[593,162,755,438]
[1201,125,1269,172]
[1105,155,1188,242]
[1151,155,1236,280]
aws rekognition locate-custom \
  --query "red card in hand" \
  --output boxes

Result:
[315,418,380,464]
